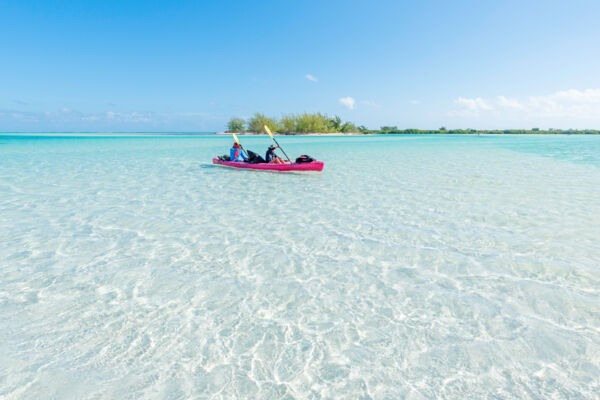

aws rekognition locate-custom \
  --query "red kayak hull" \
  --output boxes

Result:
[213,158,324,172]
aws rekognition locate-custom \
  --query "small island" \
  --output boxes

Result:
[224,113,600,135]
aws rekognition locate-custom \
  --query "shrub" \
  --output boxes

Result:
[340,122,358,133]
[246,113,279,133]
[294,113,330,133]
[226,117,245,132]
[280,114,296,133]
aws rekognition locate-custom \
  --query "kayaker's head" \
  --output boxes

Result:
[268,145,276,150]
[232,142,239,148]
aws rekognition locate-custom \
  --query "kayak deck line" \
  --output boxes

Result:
[212,158,324,172]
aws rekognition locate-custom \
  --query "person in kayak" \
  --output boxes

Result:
[265,145,285,164]
[230,142,247,162]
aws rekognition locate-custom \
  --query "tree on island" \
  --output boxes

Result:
[247,113,279,133]
[380,126,400,133]
[226,117,245,133]
[280,114,296,133]
[328,116,342,132]
[341,122,358,133]
[294,113,330,133]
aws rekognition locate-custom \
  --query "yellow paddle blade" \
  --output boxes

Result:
[264,125,274,138]
[232,133,241,145]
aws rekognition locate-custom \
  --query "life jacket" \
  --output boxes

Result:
[230,147,246,161]
[265,149,277,162]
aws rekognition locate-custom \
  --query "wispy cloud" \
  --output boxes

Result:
[454,97,493,114]
[305,74,318,82]
[360,100,381,108]
[496,96,525,110]
[339,96,356,110]
[0,108,214,131]
[448,88,600,127]
[451,89,600,119]
[524,89,600,117]
[409,99,421,105]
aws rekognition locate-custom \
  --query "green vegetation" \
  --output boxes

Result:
[226,114,600,134]
[246,113,279,133]
[341,122,358,133]
[225,113,360,133]
[358,128,600,135]
[279,114,296,133]
[226,117,245,133]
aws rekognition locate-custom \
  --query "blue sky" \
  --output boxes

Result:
[1,0,599,131]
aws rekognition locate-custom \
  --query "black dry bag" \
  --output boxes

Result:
[295,155,315,163]
[246,150,266,164]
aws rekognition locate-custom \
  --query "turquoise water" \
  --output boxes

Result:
[1,134,599,398]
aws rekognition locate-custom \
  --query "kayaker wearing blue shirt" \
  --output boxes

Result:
[230,142,247,162]
[265,145,285,164]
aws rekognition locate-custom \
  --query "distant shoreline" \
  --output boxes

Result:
[225,113,600,135]
[215,132,365,136]
[2,131,599,137]
[216,130,600,136]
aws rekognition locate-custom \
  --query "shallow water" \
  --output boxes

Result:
[1,134,599,399]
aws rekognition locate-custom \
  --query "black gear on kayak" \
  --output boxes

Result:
[246,150,266,164]
[295,155,315,163]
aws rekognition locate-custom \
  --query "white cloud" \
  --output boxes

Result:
[448,88,600,126]
[491,89,600,118]
[454,97,493,114]
[339,96,356,110]
[409,100,421,105]
[361,100,381,108]
[544,88,600,103]
[496,96,525,110]
[305,74,318,82]
[525,89,600,117]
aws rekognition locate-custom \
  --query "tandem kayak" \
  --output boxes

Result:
[212,158,324,172]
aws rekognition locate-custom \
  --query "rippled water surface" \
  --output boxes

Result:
[1,134,599,399]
